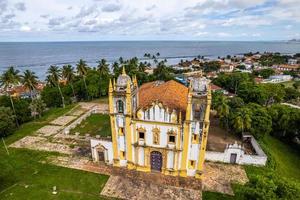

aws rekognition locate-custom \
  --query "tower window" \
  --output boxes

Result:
[139,132,145,140]
[169,135,175,143]
[192,134,198,143]
[117,100,124,113]
[189,160,195,169]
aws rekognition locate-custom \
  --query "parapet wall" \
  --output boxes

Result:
[205,136,267,166]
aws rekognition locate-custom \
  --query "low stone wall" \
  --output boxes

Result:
[205,136,267,166]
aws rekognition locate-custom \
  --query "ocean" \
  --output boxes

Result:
[0,41,299,79]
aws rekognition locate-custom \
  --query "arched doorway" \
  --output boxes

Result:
[150,151,163,172]
[96,145,107,163]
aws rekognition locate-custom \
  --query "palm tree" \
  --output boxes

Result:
[112,61,119,75]
[22,70,38,101]
[216,95,230,125]
[76,59,88,99]
[62,65,76,99]
[119,57,124,64]
[97,59,110,77]
[97,59,110,97]
[0,66,21,127]
[232,107,252,134]
[47,65,65,108]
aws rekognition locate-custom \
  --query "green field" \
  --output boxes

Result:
[70,114,111,137]
[0,105,111,200]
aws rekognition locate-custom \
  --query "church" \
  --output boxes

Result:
[91,68,211,179]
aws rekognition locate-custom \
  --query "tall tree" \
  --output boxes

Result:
[22,70,38,101]
[76,59,89,99]
[29,98,46,119]
[62,64,76,99]
[216,95,230,131]
[0,106,16,137]
[97,59,110,77]
[112,61,120,75]
[97,59,110,97]
[232,107,252,134]
[47,65,65,108]
[0,66,21,127]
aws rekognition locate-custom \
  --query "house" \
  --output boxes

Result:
[288,59,298,65]
[273,64,300,71]
[262,75,293,83]
[219,64,234,73]
[91,67,212,179]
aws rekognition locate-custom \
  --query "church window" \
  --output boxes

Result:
[117,100,124,113]
[139,132,145,140]
[169,135,175,143]
[192,134,198,143]
[189,160,195,169]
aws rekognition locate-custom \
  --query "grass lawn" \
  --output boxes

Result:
[70,114,111,137]
[0,104,112,200]
[4,104,75,145]
[252,134,300,182]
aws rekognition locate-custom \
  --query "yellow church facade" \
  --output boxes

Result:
[91,69,211,179]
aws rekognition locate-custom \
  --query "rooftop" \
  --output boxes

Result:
[138,80,188,112]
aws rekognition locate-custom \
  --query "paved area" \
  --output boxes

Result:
[101,175,202,200]
[9,136,73,154]
[202,162,248,195]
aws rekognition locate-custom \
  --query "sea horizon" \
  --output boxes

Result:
[1,40,299,80]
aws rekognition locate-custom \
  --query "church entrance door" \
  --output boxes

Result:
[150,151,162,172]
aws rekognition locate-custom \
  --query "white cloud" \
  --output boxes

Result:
[20,25,31,32]
[0,0,299,41]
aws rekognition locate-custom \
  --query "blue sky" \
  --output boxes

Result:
[0,0,299,41]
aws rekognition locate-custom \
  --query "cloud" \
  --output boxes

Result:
[0,0,300,41]
[221,16,272,27]
[48,17,65,26]
[102,4,121,12]
[76,6,98,18]
[15,2,26,11]
[40,14,49,19]
[146,5,156,11]
[0,0,7,14]
[20,25,31,32]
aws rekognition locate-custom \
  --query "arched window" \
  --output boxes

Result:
[117,100,124,113]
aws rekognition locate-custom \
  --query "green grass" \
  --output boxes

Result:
[5,104,76,145]
[0,149,110,200]
[70,114,111,137]
[251,135,300,182]
[0,104,112,200]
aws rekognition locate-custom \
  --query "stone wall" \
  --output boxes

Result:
[205,136,267,166]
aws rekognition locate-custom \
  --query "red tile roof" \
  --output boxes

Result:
[138,80,188,112]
